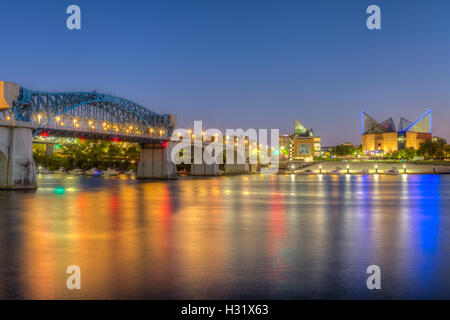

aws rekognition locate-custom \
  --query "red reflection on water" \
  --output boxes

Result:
[269,193,286,244]
[266,191,288,281]
[159,186,172,221]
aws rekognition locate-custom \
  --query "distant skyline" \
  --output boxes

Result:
[1,0,450,145]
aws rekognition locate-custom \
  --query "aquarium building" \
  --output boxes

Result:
[362,109,432,156]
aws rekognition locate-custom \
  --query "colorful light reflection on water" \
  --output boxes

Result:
[0,174,449,299]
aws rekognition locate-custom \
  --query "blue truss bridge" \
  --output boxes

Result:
[0,84,175,143]
[0,80,180,188]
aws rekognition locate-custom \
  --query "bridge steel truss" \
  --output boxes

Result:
[2,86,174,143]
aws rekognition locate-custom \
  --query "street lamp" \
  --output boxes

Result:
[375,164,378,174]
[319,164,322,174]
[347,165,350,174]
[403,164,407,174]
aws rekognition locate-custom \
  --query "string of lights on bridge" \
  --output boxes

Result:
[176,129,279,154]
[2,114,277,153]
[3,115,278,153]
[3,112,168,139]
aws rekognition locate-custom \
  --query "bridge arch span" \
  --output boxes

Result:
[9,87,176,142]
[1,81,178,187]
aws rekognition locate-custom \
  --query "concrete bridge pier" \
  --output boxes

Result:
[137,142,177,179]
[249,163,260,173]
[189,144,220,176]
[224,163,250,174]
[0,123,37,189]
[190,163,220,176]
[45,144,54,156]
[223,148,250,174]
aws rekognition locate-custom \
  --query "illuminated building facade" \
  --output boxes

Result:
[362,109,432,156]
[290,136,322,161]
[280,120,321,161]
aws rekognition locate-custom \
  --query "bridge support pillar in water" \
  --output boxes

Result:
[224,164,250,174]
[189,144,220,176]
[249,163,260,173]
[137,142,177,179]
[190,163,220,176]
[0,123,37,189]
[45,144,54,156]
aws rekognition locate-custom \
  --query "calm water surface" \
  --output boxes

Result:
[1,174,450,299]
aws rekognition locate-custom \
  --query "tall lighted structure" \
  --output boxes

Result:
[362,109,432,155]
[279,120,321,161]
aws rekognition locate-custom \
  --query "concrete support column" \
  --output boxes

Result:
[137,141,177,179]
[191,164,204,176]
[224,163,249,174]
[189,143,220,176]
[45,143,54,156]
[249,163,260,173]
[223,149,250,174]
[0,125,37,189]
[190,163,220,176]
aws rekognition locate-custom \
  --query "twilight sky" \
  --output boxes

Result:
[1,0,450,145]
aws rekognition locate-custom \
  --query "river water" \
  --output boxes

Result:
[0,174,449,299]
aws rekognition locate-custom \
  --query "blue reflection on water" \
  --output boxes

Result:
[412,175,440,253]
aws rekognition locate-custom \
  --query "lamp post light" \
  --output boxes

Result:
[319,165,322,174]
[375,165,378,174]
[347,165,350,174]
[403,164,407,174]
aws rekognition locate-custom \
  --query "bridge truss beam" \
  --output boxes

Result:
[0,86,175,143]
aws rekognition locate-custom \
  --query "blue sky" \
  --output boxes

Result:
[1,0,450,145]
